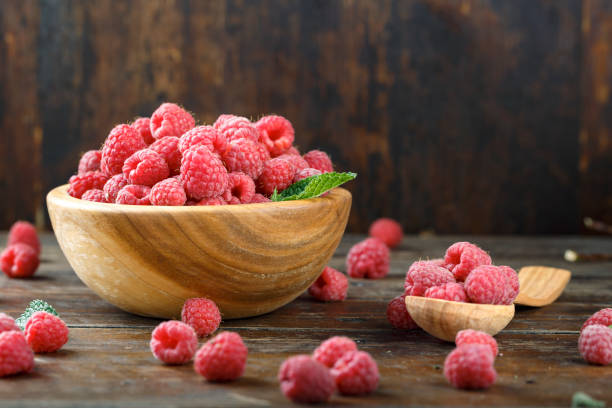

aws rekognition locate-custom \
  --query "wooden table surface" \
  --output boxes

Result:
[0,233,610,407]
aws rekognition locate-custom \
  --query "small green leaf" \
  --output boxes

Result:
[271,172,356,201]
[15,299,59,330]
[572,392,605,408]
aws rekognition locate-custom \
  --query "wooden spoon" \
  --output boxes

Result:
[514,266,571,307]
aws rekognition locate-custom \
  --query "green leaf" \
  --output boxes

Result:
[271,172,356,201]
[572,392,605,408]
[15,299,59,330]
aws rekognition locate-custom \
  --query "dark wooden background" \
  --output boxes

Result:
[1,0,610,234]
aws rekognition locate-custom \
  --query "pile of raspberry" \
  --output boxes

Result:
[0,221,41,279]
[67,102,336,206]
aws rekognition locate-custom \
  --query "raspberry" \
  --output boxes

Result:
[249,193,271,203]
[308,266,348,301]
[179,125,227,156]
[455,329,498,358]
[8,221,40,255]
[227,172,255,204]
[77,150,102,174]
[285,146,300,156]
[149,136,182,175]
[0,313,19,333]
[0,331,34,377]
[221,138,265,179]
[122,149,169,187]
[424,282,468,302]
[150,102,195,140]
[255,115,295,156]
[23,311,69,353]
[404,261,455,296]
[279,355,335,403]
[582,309,612,333]
[81,189,108,203]
[115,185,152,205]
[369,218,403,249]
[276,153,309,174]
[68,171,109,198]
[181,146,229,200]
[101,124,147,176]
[214,115,259,143]
[256,158,295,196]
[578,324,612,365]
[181,298,221,337]
[345,237,390,279]
[444,242,492,281]
[387,295,418,329]
[103,174,129,202]
[195,197,226,206]
[498,265,519,305]
[303,150,333,173]
[131,117,155,144]
[150,178,186,206]
[313,336,358,368]
[194,331,248,381]
[331,350,379,396]
[293,167,321,183]
[150,320,198,365]
[464,265,507,305]
[1,244,39,278]
[444,344,497,389]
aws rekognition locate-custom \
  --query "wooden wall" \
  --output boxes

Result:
[0,0,610,233]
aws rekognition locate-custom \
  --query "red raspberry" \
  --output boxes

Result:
[181,298,221,337]
[424,282,468,302]
[221,138,266,179]
[227,172,255,204]
[313,336,357,369]
[293,167,321,183]
[308,266,348,301]
[499,265,519,304]
[115,185,151,205]
[303,150,333,173]
[444,344,497,389]
[285,146,300,156]
[255,115,295,156]
[578,324,612,365]
[149,136,181,175]
[346,237,390,279]
[181,146,229,200]
[387,295,418,329]
[279,355,335,403]
[1,244,39,278]
[331,350,379,396]
[101,124,147,176]
[214,115,259,143]
[582,309,612,333]
[194,331,248,381]
[179,125,227,156]
[194,197,226,206]
[0,313,19,333]
[150,178,186,206]
[464,265,507,305]
[8,221,40,255]
[404,261,455,296]
[256,158,295,195]
[249,193,271,203]
[150,320,198,365]
[122,149,169,187]
[77,150,102,174]
[277,153,308,174]
[455,329,498,358]
[81,189,108,203]
[150,102,195,140]
[0,331,34,377]
[68,171,109,198]
[369,218,403,249]
[103,174,128,203]
[131,117,155,144]
[24,311,69,353]
[444,242,492,281]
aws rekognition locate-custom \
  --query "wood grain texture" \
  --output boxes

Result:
[514,266,571,306]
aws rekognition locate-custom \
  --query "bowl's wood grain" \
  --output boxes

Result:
[47,185,351,319]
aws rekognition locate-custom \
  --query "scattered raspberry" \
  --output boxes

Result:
[179,125,227,156]
[293,167,321,183]
[313,336,357,368]
[424,282,468,302]
[464,265,507,305]
[149,136,182,175]
[498,265,519,305]
[346,238,390,279]
[221,138,266,179]
[0,313,19,334]
[181,298,221,337]
[150,320,198,365]
[181,146,229,200]
[387,295,418,329]
[150,178,186,206]
[115,185,152,205]
[150,103,195,140]
[103,174,129,202]
[455,329,498,358]
[276,153,309,174]
[582,309,612,333]
[279,355,335,403]
[444,344,497,389]
[122,149,169,187]
[303,150,333,173]
[131,117,155,144]
[331,350,379,396]
[404,261,455,296]
[100,124,147,176]
[214,115,259,143]
[256,158,295,196]
[308,266,348,302]
[249,193,271,203]
[8,221,40,255]
[227,172,255,204]
[255,115,295,156]
[194,331,248,381]
[23,311,69,353]
[0,331,34,377]
[369,218,403,249]
[444,242,492,281]
[81,189,108,203]
[1,244,39,278]
[77,150,102,174]
[68,171,109,199]
[578,324,612,365]
[195,197,226,206]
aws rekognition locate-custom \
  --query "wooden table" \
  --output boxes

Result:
[0,233,610,407]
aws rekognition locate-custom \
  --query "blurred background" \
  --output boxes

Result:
[0,0,610,234]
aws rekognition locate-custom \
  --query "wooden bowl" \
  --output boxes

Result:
[47,185,351,319]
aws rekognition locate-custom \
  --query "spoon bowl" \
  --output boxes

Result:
[514,266,571,307]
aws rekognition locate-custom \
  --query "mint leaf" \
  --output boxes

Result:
[572,392,605,408]
[271,172,356,201]
[15,299,59,330]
